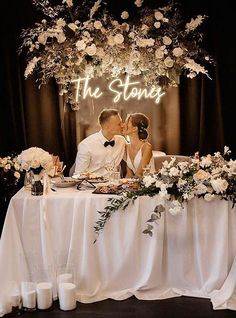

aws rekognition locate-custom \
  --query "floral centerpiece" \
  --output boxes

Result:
[17,147,54,175]
[94,147,236,240]
[19,0,213,107]
[0,154,22,203]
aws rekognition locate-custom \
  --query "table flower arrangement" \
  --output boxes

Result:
[17,147,54,175]
[19,0,213,106]
[0,154,22,205]
[94,147,236,240]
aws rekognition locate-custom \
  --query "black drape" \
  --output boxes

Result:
[0,0,77,170]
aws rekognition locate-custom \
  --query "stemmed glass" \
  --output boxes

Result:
[143,164,151,176]
[105,159,115,181]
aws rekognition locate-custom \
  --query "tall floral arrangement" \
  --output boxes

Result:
[19,0,213,106]
[94,147,236,239]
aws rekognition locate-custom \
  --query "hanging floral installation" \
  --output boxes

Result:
[19,0,213,107]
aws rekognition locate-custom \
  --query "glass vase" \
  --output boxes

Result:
[31,174,43,196]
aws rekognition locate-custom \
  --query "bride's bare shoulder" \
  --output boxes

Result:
[143,141,153,150]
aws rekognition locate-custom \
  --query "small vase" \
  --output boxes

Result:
[31,174,43,196]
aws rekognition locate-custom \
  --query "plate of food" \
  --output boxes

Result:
[51,177,78,188]
[92,184,123,195]
[72,172,108,183]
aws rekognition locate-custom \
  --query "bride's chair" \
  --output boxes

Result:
[154,155,191,171]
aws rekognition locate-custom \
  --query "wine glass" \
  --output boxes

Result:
[143,164,151,176]
[105,159,115,180]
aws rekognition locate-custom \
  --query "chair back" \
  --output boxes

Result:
[154,155,191,171]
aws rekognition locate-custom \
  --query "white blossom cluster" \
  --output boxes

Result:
[0,156,21,180]
[142,146,236,216]
[17,147,54,172]
[19,0,213,105]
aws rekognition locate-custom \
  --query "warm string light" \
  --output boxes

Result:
[71,75,165,104]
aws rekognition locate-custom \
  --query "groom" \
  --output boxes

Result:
[73,109,126,177]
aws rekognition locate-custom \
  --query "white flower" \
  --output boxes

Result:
[173,47,184,57]
[162,36,172,45]
[164,57,174,68]
[204,193,215,202]
[169,200,183,215]
[56,18,66,28]
[90,0,102,18]
[68,23,78,31]
[184,58,208,75]
[121,11,129,20]
[154,22,161,29]
[137,38,155,47]
[224,146,231,156]
[155,11,164,21]
[211,178,229,194]
[24,57,41,78]
[86,44,97,56]
[134,0,143,7]
[193,169,210,182]
[186,15,206,33]
[56,32,66,43]
[38,32,48,45]
[143,175,155,187]
[76,40,86,51]
[62,0,73,7]
[195,183,208,195]
[114,34,124,44]
[169,167,179,177]
[155,49,164,59]
[200,156,212,168]
[94,21,102,29]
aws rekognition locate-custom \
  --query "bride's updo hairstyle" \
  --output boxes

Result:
[129,113,150,140]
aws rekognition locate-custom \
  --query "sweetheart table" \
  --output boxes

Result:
[0,187,236,315]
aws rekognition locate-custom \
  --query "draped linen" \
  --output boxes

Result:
[0,188,236,316]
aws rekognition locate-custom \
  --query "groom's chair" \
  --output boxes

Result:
[154,155,191,171]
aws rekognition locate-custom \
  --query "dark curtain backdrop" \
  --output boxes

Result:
[0,0,235,162]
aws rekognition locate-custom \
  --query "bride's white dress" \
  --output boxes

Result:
[126,144,155,174]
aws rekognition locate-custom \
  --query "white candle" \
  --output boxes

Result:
[36,282,53,310]
[22,290,36,309]
[58,283,76,311]
[21,282,36,309]
[57,273,73,295]
[0,302,12,315]
[11,294,21,307]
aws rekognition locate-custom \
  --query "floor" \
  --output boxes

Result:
[9,296,235,318]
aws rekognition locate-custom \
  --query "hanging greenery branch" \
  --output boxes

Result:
[19,0,213,107]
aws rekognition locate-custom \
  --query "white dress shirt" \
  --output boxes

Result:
[74,131,126,177]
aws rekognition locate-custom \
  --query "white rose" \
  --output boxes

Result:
[94,21,102,29]
[211,178,229,194]
[195,184,208,195]
[173,47,184,57]
[169,167,179,177]
[129,32,135,39]
[154,22,161,29]
[56,18,66,28]
[134,0,143,7]
[155,11,164,20]
[164,57,174,68]
[114,34,124,44]
[107,35,115,46]
[76,40,86,51]
[204,193,215,202]
[163,36,172,45]
[121,11,129,20]
[96,47,105,58]
[86,44,97,56]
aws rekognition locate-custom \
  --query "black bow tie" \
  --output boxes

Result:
[104,140,115,147]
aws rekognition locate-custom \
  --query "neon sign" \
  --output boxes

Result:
[71,76,165,104]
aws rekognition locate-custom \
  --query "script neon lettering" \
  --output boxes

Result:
[72,75,165,104]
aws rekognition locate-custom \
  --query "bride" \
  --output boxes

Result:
[123,113,155,177]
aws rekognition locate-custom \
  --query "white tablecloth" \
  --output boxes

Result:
[0,187,236,316]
